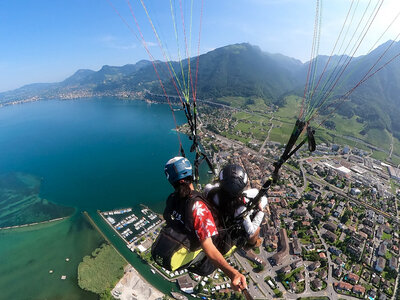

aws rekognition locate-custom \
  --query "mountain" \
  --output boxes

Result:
[1,42,400,140]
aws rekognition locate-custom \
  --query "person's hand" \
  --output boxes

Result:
[231,271,247,291]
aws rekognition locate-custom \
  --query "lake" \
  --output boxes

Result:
[0,97,204,299]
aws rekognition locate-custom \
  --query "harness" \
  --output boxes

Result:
[152,191,234,273]
[205,186,250,248]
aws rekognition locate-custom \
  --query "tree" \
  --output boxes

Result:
[255,264,264,272]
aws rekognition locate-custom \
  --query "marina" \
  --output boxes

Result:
[99,205,164,252]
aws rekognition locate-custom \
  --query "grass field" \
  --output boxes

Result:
[275,95,302,121]
[78,243,126,295]
[214,94,400,159]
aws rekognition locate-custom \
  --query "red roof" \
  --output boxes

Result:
[335,281,353,291]
[352,285,365,294]
[348,273,360,282]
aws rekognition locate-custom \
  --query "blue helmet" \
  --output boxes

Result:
[164,156,193,185]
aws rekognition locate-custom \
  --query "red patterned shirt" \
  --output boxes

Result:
[192,201,218,241]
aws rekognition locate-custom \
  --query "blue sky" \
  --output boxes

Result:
[0,0,399,92]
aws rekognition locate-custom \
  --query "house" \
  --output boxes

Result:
[375,257,386,272]
[294,272,305,282]
[289,281,297,293]
[311,278,322,290]
[308,261,321,271]
[363,218,374,227]
[177,275,196,294]
[305,191,319,201]
[352,285,365,295]
[292,238,302,255]
[377,215,385,224]
[376,226,384,239]
[389,256,398,270]
[371,275,380,286]
[318,269,327,280]
[333,205,344,217]
[313,207,325,219]
[323,231,337,242]
[378,242,387,256]
[329,246,342,256]
[334,257,343,266]
[324,222,338,232]
[361,226,373,238]
[334,281,353,292]
[347,273,359,284]
[293,208,307,217]
[357,231,368,240]
[278,265,291,274]
[319,252,327,260]
[291,260,303,270]
[333,266,342,278]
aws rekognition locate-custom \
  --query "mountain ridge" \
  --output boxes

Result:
[1,41,399,141]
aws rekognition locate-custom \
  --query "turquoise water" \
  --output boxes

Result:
[0,98,203,299]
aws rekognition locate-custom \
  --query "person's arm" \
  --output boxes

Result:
[200,237,247,291]
[235,205,264,237]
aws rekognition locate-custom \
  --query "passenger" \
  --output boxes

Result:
[204,164,268,250]
[154,156,247,292]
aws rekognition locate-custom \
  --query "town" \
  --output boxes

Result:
[103,99,400,300]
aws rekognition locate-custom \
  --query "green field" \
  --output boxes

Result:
[275,95,302,121]
[213,94,400,158]
[78,243,127,296]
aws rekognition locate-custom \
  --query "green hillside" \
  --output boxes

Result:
[1,42,400,158]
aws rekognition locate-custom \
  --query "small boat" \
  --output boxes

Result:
[151,269,156,274]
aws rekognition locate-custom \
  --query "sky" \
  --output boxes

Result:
[0,0,400,92]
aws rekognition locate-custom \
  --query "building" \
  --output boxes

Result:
[311,278,322,290]
[387,165,400,181]
[323,231,337,242]
[329,246,342,256]
[334,281,353,292]
[318,269,327,280]
[313,207,325,219]
[377,215,385,224]
[177,275,196,294]
[389,256,398,270]
[324,222,338,232]
[333,205,344,217]
[375,257,386,272]
[292,238,302,255]
[363,218,374,227]
[278,265,291,274]
[378,242,387,257]
[291,260,303,269]
[294,272,305,282]
[352,285,366,295]
[308,261,321,271]
[293,208,307,217]
[333,266,343,278]
[270,228,289,265]
[347,273,359,284]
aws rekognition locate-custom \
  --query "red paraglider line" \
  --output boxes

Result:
[193,0,204,102]
[107,0,184,151]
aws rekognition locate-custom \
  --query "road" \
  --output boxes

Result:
[258,116,274,154]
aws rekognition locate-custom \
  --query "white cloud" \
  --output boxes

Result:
[99,35,138,50]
